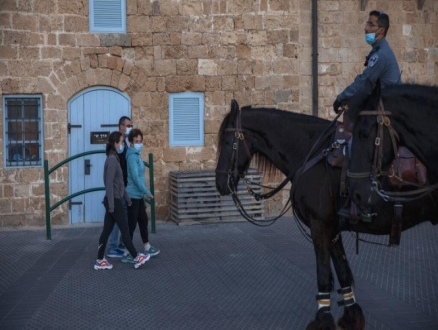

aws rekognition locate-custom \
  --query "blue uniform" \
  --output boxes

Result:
[337,38,400,102]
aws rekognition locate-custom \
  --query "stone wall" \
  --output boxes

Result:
[0,0,437,226]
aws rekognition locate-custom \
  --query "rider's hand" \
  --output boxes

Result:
[333,99,342,113]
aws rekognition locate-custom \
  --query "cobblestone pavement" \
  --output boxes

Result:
[0,218,437,330]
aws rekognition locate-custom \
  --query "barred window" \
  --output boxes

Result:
[3,96,43,167]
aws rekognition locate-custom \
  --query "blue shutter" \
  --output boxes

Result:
[89,0,126,33]
[169,93,204,146]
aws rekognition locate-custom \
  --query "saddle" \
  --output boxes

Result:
[389,146,427,189]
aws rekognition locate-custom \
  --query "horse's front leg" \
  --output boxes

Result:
[305,221,336,330]
[330,234,365,330]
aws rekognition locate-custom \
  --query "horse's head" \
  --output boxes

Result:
[215,99,254,195]
[346,81,397,213]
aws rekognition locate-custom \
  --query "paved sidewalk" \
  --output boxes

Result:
[0,218,437,330]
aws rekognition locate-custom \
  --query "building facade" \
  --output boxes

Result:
[0,0,437,227]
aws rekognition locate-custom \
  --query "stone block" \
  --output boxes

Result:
[71,58,81,74]
[150,16,167,32]
[246,30,267,45]
[158,0,179,16]
[154,59,176,76]
[4,31,30,45]
[153,33,171,45]
[166,16,190,32]
[221,31,245,45]
[267,30,289,44]
[164,46,188,59]
[64,16,88,32]
[228,0,252,14]
[0,46,17,59]
[205,76,221,91]
[269,0,290,12]
[221,75,237,91]
[181,33,202,45]
[165,76,205,92]
[237,60,253,74]
[274,89,291,103]
[66,76,80,93]
[7,60,31,76]
[188,45,208,59]
[124,0,137,14]
[163,148,186,162]
[218,60,238,75]
[177,59,197,75]
[1,214,26,227]
[59,33,76,46]
[198,59,217,75]
[96,68,112,85]
[1,78,19,94]
[128,15,150,33]
[202,33,221,46]
[132,92,151,107]
[213,17,234,31]
[109,70,122,89]
[242,14,263,30]
[77,34,100,47]
[14,184,30,198]
[42,47,62,59]
[132,33,153,46]
[58,0,80,14]
[181,2,203,16]
[12,13,37,31]
[62,47,81,60]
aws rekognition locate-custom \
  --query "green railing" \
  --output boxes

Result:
[44,150,155,240]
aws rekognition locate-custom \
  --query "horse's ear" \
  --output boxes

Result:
[230,99,239,114]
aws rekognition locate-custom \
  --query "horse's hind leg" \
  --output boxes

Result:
[330,235,365,330]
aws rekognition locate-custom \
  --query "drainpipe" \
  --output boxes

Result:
[312,0,318,117]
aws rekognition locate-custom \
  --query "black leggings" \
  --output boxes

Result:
[98,197,138,259]
[127,198,149,243]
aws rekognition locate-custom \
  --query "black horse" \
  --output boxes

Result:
[346,81,438,230]
[215,99,438,330]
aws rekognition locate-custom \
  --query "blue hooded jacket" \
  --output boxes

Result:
[126,146,152,199]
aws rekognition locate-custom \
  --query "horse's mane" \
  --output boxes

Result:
[348,83,438,121]
[217,105,327,179]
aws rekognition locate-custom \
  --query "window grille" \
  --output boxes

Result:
[3,96,43,167]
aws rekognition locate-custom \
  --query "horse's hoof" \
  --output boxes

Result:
[306,309,336,330]
[337,304,365,330]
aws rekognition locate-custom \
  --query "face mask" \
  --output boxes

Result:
[125,127,132,136]
[117,144,124,154]
[365,28,381,45]
[134,144,143,152]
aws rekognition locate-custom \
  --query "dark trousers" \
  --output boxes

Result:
[98,197,138,260]
[127,198,149,244]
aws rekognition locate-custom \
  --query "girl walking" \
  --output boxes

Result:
[95,131,150,270]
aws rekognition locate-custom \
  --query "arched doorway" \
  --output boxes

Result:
[68,87,131,223]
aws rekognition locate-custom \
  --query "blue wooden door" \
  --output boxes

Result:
[68,87,130,223]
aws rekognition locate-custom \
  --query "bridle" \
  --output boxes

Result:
[215,108,251,189]
[347,99,438,202]
[347,99,398,181]
[215,108,295,227]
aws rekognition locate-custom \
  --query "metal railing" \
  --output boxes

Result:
[44,150,155,240]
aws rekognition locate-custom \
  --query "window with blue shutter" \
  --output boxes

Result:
[169,93,204,147]
[89,0,126,33]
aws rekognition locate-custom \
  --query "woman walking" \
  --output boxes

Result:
[122,128,160,264]
[95,131,150,270]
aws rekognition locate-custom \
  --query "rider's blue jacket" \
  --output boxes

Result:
[337,38,401,102]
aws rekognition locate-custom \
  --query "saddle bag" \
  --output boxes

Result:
[389,146,427,189]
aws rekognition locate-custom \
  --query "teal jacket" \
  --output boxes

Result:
[126,147,152,199]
